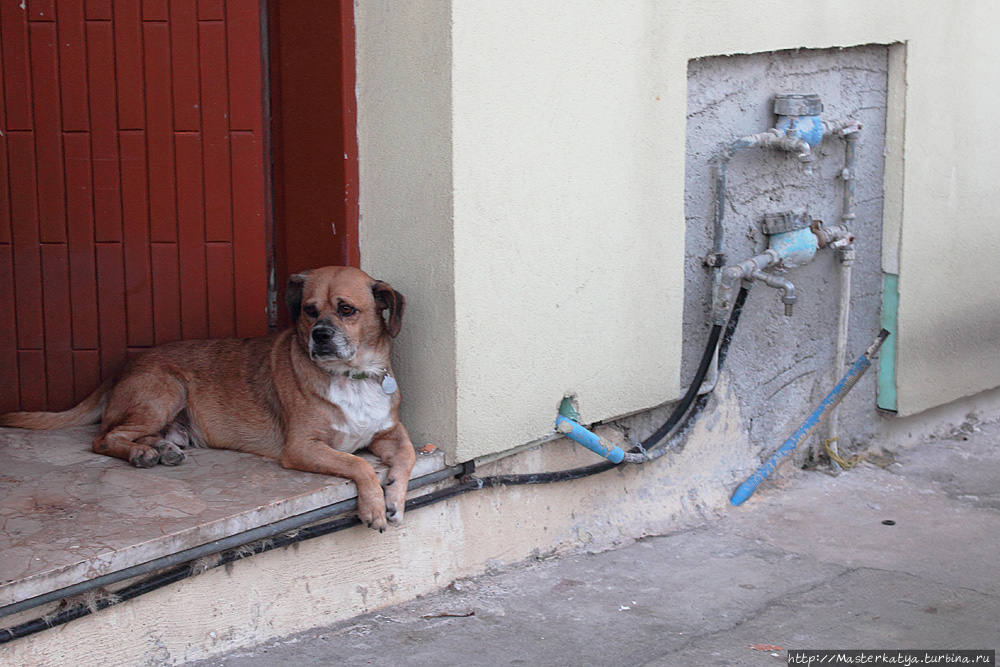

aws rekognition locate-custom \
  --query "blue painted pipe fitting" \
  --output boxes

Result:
[554,414,626,464]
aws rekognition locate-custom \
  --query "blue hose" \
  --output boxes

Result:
[731,329,889,506]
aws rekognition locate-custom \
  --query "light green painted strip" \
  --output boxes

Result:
[878,273,899,411]
[558,396,581,421]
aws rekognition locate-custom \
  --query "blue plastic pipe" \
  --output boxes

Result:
[554,415,626,464]
[731,329,889,506]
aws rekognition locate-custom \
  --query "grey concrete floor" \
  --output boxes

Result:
[187,419,1000,667]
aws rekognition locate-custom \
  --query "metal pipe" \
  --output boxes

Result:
[730,329,889,506]
[824,249,854,467]
[704,106,835,391]
[710,113,859,272]
[841,131,858,226]
[823,126,860,466]
[710,130,815,266]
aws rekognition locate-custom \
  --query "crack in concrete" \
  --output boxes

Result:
[636,562,856,666]
[641,550,1000,666]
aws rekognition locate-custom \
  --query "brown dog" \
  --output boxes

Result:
[0,266,415,532]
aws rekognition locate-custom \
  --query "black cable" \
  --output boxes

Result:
[718,285,748,368]
[0,287,750,644]
[640,323,722,450]
[641,285,747,451]
[645,284,749,459]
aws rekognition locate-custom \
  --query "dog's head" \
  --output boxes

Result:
[285,266,405,368]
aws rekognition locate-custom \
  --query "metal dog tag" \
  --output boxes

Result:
[381,374,398,394]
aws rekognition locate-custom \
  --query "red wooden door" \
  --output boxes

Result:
[0,0,270,413]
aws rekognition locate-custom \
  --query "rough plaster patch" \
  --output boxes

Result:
[624,45,889,469]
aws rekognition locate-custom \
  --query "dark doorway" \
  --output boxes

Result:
[267,0,360,328]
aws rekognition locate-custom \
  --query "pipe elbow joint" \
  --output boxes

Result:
[835,242,856,266]
[751,268,797,313]
[779,283,797,317]
[791,139,813,162]
[720,264,746,287]
[811,222,854,249]
[713,262,755,325]
[823,119,863,138]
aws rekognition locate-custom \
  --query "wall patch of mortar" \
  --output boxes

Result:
[672,45,889,467]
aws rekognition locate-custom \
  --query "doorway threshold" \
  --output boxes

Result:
[0,425,446,615]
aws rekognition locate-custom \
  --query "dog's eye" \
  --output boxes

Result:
[302,304,319,318]
[338,303,357,317]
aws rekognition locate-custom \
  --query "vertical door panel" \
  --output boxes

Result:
[0,0,270,411]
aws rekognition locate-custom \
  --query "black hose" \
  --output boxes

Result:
[0,287,750,644]
[718,285,748,368]
[640,284,749,461]
[649,283,748,444]
[0,464,467,620]
[640,323,722,451]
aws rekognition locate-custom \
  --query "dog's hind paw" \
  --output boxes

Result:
[154,440,186,466]
[129,447,160,468]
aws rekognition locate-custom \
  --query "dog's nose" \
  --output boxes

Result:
[311,326,335,344]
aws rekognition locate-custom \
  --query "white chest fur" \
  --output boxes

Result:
[325,377,395,452]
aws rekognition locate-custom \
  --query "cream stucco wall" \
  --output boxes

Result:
[450,3,686,460]
[357,0,1000,461]
[356,2,458,452]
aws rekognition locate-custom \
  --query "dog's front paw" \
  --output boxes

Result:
[357,491,388,533]
[383,477,407,527]
[385,501,404,526]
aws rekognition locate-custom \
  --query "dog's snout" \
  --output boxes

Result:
[308,320,354,361]
[311,325,335,344]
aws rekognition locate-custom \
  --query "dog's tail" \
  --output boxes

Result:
[0,381,112,430]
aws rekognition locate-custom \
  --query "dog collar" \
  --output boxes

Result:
[341,369,398,394]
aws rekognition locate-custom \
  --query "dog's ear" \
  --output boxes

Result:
[372,280,405,338]
[285,271,311,322]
